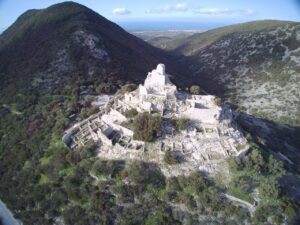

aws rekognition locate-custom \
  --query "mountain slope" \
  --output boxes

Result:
[170,20,300,126]
[168,20,298,54]
[0,1,177,95]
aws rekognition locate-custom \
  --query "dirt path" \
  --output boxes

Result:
[222,193,255,214]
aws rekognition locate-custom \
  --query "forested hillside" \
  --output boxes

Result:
[0,3,299,225]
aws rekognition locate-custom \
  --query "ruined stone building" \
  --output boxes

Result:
[63,64,248,168]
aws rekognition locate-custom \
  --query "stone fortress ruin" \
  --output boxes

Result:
[63,64,248,173]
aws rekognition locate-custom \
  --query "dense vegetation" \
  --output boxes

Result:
[228,144,300,224]
[0,67,299,225]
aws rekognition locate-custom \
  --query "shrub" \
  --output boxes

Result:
[214,97,222,106]
[190,85,201,95]
[92,160,125,177]
[112,184,134,203]
[133,113,162,142]
[63,205,89,225]
[259,177,279,199]
[66,150,81,164]
[124,108,138,118]
[197,187,223,211]
[164,150,180,165]
[267,155,285,178]
[78,140,98,159]
[79,107,98,119]
[227,179,253,203]
[228,157,244,171]
[166,177,182,192]
[242,148,266,175]
[172,118,190,131]
[96,82,117,94]
[121,161,165,189]
[183,171,209,195]
[185,194,197,210]
[119,83,137,94]
[121,161,147,184]
[144,206,180,225]
[253,204,275,224]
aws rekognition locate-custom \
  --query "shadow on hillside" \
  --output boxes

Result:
[235,111,300,171]
[235,111,300,204]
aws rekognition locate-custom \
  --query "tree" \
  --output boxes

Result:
[243,148,266,175]
[133,113,162,142]
[166,177,181,192]
[62,205,89,225]
[228,157,244,171]
[144,207,180,225]
[121,161,165,189]
[253,204,275,224]
[259,177,279,199]
[187,172,209,193]
[267,155,285,178]
[190,85,201,95]
[96,82,117,94]
[124,108,138,118]
[79,140,98,159]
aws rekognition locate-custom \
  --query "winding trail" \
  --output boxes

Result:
[222,193,255,214]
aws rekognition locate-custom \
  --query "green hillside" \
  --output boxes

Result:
[0,1,182,96]
[167,20,300,128]
[169,20,299,55]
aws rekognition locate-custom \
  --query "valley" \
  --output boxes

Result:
[131,30,204,49]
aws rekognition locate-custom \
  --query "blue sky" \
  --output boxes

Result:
[0,0,300,29]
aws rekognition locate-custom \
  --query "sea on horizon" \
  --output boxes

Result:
[116,21,232,32]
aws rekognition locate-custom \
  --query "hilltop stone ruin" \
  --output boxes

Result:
[63,64,248,174]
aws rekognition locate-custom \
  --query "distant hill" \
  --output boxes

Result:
[164,20,298,53]
[166,20,300,126]
[0,1,179,96]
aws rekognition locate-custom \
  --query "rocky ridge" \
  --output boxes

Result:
[170,22,300,126]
